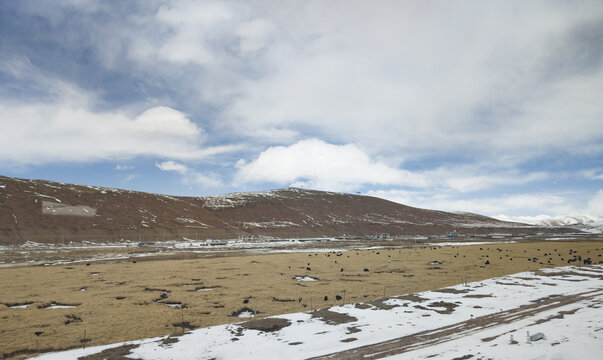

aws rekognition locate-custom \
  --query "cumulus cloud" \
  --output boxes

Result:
[133,107,200,137]
[236,139,428,191]
[0,102,217,164]
[155,160,189,174]
[0,57,238,165]
[236,139,552,194]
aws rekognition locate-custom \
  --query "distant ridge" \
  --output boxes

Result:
[0,175,578,245]
[495,214,603,233]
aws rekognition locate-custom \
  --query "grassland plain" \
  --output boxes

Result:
[1,241,601,359]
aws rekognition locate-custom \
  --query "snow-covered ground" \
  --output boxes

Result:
[387,297,601,360]
[32,265,603,360]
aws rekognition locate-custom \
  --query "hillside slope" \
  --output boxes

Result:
[0,175,568,245]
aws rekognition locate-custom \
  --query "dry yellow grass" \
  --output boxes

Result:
[1,241,601,358]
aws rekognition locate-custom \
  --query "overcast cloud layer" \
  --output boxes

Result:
[1,0,602,217]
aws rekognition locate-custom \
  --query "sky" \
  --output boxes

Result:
[1,0,602,218]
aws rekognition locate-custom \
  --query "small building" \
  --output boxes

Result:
[372,233,390,240]
[137,242,155,247]
[238,234,255,242]
[490,232,512,239]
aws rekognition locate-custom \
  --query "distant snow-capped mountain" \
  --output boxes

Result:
[494,214,603,233]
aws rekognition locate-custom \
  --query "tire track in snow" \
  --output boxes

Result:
[310,288,603,360]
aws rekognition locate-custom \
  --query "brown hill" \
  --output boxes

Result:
[0,175,569,245]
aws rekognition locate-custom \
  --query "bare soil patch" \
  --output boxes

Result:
[451,355,474,360]
[159,336,181,346]
[172,321,197,331]
[396,294,428,302]
[495,281,535,287]
[77,344,141,360]
[240,318,291,332]
[427,301,458,314]
[346,326,362,334]
[229,307,259,317]
[367,298,398,310]
[533,308,580,324]
[311,309,358,325]
[463,294,493,299]
[433,288,471,294]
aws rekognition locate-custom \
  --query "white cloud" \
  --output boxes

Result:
[236,18,274,54]
[0,102,221,164]
[115,165,133,171]
[209,1,603,163]
[236,139,554,194]
[442,171,549,193]
[30,1,602,164]
[0,57,239,165]
[155,160,189,174]
[1,55,90,103]
[11,2,603,164]
[154,2,233,65]
[235,139,427,191]
[133,107,200,137]
[588,190,603,215]
[156,160,222,188]
[367,188,581,217]
[581,169,603,181]
[189,172,223,188]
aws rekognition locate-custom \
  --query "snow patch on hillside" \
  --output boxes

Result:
[241,221,300,228]
[176,217,212,228]
[202,187,341,209]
